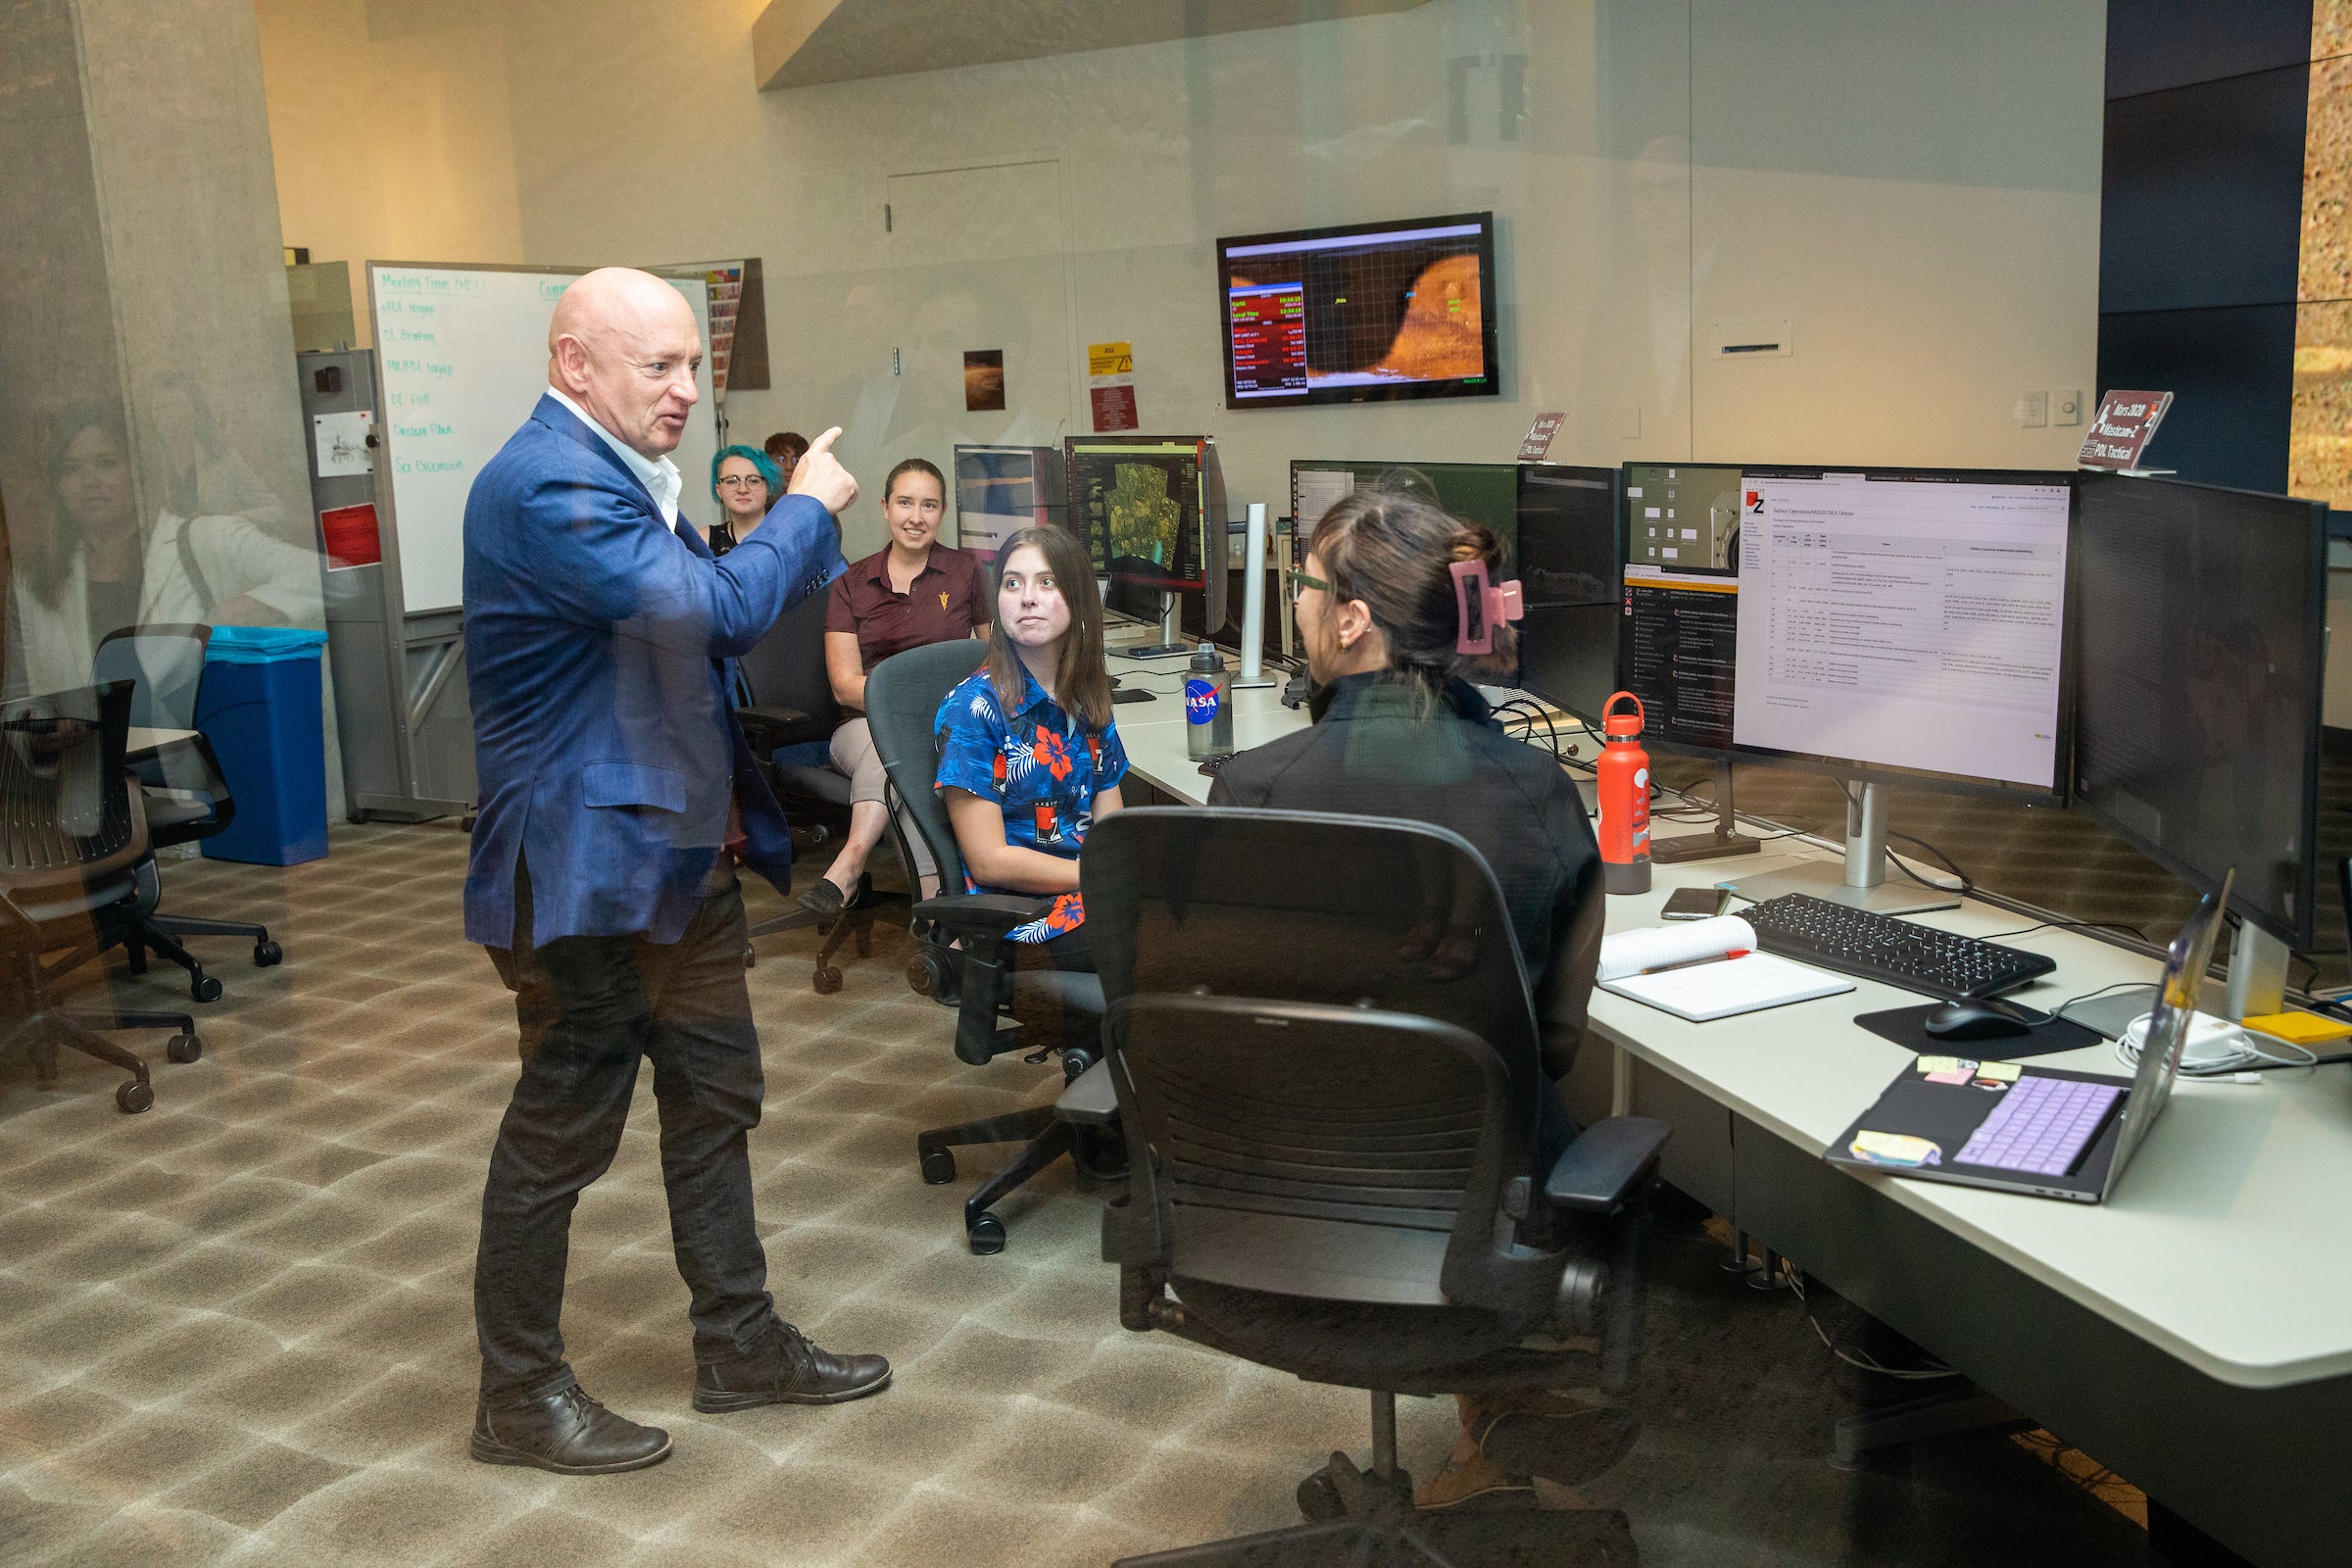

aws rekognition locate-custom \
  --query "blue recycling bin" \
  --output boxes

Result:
[196,626,330,865]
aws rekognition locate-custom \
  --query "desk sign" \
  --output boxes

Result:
[1518,411,1566,463]
[2078,390,2174,470]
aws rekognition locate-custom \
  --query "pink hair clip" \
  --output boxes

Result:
[1449,559,1523,655]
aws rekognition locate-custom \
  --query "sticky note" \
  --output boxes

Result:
[1851,1132,1942,1168]
[2243,1011,2352,1045]
[1975,1062,2021,1083]
[1915,1055,1971,1074]
[1925,1069,1973,1086]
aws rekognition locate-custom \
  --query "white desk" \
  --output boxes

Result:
[1563,847,2352,1568]
[1103,644,2352,1563]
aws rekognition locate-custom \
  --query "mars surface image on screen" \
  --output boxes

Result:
[1218,213,1500,410]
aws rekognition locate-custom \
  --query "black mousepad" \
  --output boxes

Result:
[1854,1004,2101,1061]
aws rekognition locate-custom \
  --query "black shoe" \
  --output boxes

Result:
[797,875,848,924]
[469,1382,671,1474]
[694,1325,892,1413]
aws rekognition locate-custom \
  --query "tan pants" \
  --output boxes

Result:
[828,717,936,883]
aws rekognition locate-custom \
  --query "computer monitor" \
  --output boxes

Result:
[2074,473,2326,954]
[953,445,1065,563]
[1289,460,1519,570]
[1512,464,1622,722]
[1618,464,2078,911]
[1065,435,1227,657]
[1218,213,1500,410]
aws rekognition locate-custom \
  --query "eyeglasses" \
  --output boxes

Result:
[715,475,766,491]
[1291,568,1330,602]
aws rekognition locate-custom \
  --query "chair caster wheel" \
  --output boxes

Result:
[1297,1469,1347,1523]
[253,940,283,966]
[744,946,758,969]
[166,1033,203,1064]
[116,1080,154,1114]
[909,949,957,1004]
[920,1148,956,1184]
[966,1213,1005,1254]
[189,973,222,1004]
[812,965,843,994]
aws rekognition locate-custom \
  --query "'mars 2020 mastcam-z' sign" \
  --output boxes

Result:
[2078,390,2174,471]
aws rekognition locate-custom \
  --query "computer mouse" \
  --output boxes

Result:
[1922,998,2036,1042]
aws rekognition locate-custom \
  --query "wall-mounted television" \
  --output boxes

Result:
[1217,212,1500,410]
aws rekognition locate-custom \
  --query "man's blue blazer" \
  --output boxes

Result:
[462,394,842,949]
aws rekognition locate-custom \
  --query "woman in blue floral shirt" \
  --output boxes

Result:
[934,524,1127,969]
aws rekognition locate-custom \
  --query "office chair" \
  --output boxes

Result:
[92,625,283,1003]
[1067,808,1665,1565]
[865,639,1113,1254]
[733,590,904,992]
[1,682,203,1114]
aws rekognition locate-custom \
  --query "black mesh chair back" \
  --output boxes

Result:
[737,588,839,730]
[92,625,210,731]
[864,639,992,895]
[0,682,138,884]
[1081,808,1568,1362]
[1084,806,1549,1105]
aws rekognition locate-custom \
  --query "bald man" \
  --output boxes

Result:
[461,269,887,1474]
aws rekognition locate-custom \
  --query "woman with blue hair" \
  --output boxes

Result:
[706,443,785,555]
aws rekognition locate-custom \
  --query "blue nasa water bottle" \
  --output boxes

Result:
[1185,646,1232,760]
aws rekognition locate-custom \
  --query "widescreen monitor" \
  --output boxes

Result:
[1512,465,1621,722]
[1289,460,1518,570]
[1616,464,2077,802]
[2074,474,2326,950]
[1219,213,1500,410]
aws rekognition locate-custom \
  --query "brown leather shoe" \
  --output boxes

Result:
[469,1382,670,1474]
[693,1325,892,1412]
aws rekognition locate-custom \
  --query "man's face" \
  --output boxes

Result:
[571,303,703,459]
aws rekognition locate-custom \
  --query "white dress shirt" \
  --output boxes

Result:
[545,385,683,528]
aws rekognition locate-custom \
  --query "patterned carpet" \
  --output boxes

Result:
[0,819,2166,1566]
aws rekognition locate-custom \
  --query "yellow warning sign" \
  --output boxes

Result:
[1088,341,1133,376]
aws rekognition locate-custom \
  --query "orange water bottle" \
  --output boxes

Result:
[1596,691,1652,895]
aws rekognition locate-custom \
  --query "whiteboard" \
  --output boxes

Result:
[367,264,720,614]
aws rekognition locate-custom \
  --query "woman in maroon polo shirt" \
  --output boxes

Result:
[802,457,989,920]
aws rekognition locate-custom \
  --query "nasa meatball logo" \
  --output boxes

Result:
[1184,678,1220,725]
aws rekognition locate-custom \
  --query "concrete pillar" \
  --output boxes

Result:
[0,0,341,805]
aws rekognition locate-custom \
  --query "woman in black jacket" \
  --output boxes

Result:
[1207,484,1626,1510]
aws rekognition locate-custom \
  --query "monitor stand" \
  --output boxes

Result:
[2062,920,2286,1038]
[1722,780,1959,915]
[1651,760,1763,864]
[1121,591,1189,660]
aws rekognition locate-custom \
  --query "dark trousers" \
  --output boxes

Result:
[474,864,780,1400]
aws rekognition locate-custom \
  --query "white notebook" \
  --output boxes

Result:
[1596,915,1855,1023]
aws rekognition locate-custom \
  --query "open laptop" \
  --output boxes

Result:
[1823,870,2231,1203]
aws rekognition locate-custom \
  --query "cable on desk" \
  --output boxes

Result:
[1977,918,2150,944]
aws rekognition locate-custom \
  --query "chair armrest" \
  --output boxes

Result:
[913,891,1054,934]
[1054,1056,1119,1126]
[1544,1116,1671,1215]
[738,705,830,753]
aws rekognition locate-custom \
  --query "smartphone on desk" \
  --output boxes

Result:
[1661,887,1732,922]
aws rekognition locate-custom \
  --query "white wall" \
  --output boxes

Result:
[255,0,528,347]
[256,0,2108,559]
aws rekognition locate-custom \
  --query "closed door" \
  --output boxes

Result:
[884,160,1073,544]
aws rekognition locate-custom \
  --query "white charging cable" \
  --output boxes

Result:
[2112,1011,2319,1079]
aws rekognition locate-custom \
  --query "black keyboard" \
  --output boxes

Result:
[1739,893,2055,1001]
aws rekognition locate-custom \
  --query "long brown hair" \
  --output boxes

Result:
[985,525,1111,732]
[1308,484,1516,709]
